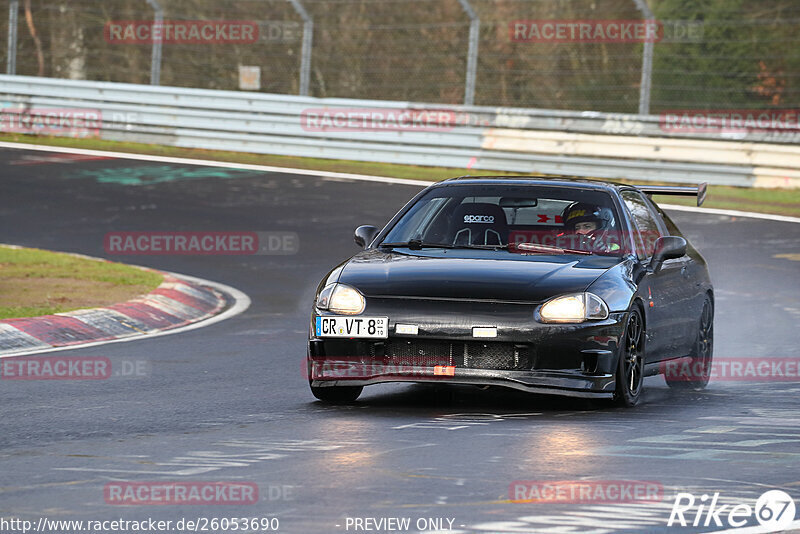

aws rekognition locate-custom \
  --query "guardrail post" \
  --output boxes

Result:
[288,0,312,96]
[633,0,653,115]
[145,0,163,85]
[6,0,18,74]
[457,0,479,106]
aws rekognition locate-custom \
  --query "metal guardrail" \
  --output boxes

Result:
[1,75,799,188]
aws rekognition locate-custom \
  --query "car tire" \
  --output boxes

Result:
[666,296,713,391]
[614,307,645,407]
[310,384,363,403]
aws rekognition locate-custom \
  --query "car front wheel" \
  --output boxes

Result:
[310,384,363,403]
[614,307,645,407]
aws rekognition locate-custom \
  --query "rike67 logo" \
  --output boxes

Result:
[669,490,795,530]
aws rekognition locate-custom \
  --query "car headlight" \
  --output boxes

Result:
[538,292,609,323]
[315,283,365,315]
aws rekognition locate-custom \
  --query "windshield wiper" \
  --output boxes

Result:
[380,240,510,251]
[379,240,454,250]
[512,243,592,255]
[450,243,508,250]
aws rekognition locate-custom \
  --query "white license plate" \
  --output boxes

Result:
[316,316,388,338]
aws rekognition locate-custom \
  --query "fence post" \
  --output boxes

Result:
[457,0,479,106]
[288,0,312,96]
[6,0,18,74]
[633,0,653,115]
[145,0,163,85]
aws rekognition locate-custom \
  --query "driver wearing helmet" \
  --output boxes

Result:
[560,202,620,253]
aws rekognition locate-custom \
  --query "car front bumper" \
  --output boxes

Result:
[308,300,628,399]
[309,365,616,399]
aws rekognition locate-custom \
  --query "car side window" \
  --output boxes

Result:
[621,191,664,258]
[384,197,449,242]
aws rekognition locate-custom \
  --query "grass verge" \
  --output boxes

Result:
[1,133,799,217]
[0,245,163,320]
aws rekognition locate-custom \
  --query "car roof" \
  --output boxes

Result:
[436,175,630,192]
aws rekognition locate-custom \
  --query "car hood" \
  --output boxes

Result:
[337,249,620,302]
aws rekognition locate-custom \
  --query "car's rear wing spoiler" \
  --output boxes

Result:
[634,183,707,207]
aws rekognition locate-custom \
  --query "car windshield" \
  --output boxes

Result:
[380,183,627,256]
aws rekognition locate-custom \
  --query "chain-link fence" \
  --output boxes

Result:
[4,0,799,114]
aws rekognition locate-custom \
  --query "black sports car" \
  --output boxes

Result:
[307,176,713,406]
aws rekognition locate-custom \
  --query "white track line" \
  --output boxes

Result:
[1,140,796,224]
[0,271,250,358]
[700,519,800,533]
[660,203,800,224]
[0,140,433,187]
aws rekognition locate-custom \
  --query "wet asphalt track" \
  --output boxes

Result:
[1,147,799,533]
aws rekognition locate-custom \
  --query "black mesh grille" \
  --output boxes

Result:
[382,340,453,367]
[370,339,532,371]
[464,342,519,370]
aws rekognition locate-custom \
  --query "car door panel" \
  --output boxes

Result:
[621,189,693,361]
[656,256,696,358]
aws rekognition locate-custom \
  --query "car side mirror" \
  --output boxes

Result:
[649,236,687,273]
[354,225,379,249]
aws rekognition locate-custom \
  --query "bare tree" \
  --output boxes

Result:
[24,0,45,76]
